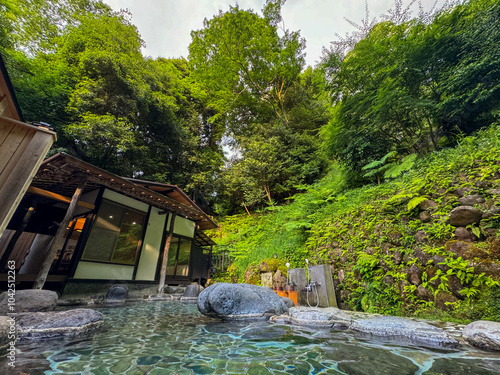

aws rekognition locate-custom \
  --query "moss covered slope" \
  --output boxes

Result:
[211,124,500,322]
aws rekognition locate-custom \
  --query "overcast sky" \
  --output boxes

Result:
[102,0,451,67]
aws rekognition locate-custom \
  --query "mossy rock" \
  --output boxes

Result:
[244,264,260,285]
[444,240,489,260]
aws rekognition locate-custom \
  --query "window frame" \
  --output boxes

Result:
[80,198,147,266]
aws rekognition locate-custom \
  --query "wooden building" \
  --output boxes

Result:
[0,153,217,295]
[0,52,217,296]
[0,54,56,238]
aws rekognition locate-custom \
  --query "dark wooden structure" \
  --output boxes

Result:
[0,153,217,294]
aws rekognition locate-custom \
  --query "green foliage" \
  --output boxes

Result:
[214,123,500,321]
[407,196,428,211]
[321,0,500,178]
[1,1,225,203]
[189,5,330,210]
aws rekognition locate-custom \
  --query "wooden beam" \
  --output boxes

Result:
[27,186,95,210]
[158,213,176,294]
[0,127,56,238]
[33,174,88,289]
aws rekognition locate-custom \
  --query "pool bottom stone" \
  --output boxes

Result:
[1,301,499,375]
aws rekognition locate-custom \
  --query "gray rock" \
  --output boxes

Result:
[104,284,128,303]
[271,306,352,329]
[455,187,475,197]
[415,230,428,244]
[486,189,500,196]
[447,240,471,258]
[0,316,15,354]
[416,285,432,301]
[281,297,295,308]
[407,264,422,285]
[197,283,288,320]
[463,320,500,351]
[434,291,458,310]
[350,316,459,349]
[448,275,464,299]
[290,307,352,328]
[163,286,186,294]
[482,207,500,220]
[449,206,483,227]
[16,308,103,340]
[455,227,472,242]
[414,247,430,265]
[419,210,432,222]
[458,195,485,206]
[0,290,58,315]
[182,284,201,298]
[180,284,202,303]
[419,199,437,210]
[393,250,403,265]
[432,255,448,271]
[474,262,500,277]
[337,269,345,283]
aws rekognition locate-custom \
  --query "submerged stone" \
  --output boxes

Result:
[137,355,161,366]
[198,283,288,320]
[323,344,419,375]
[425,358,500,374]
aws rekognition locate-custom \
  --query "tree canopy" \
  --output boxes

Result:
[321,0,500,178]
[1,0,497,212]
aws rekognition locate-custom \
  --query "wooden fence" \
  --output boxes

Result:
[211,252,233,272]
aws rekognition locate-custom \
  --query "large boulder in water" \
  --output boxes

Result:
[271,306,352,329]
[198,283,288,320]
[0,290,58,315]
[16,308,103,340]
[350,316,459,349]
[463,320,500,351]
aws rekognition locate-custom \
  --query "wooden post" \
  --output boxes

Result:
[0,203,35,271]
[33,174,87,289]
[158,213,176,294]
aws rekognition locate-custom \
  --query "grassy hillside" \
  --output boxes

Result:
[210,123,500,322]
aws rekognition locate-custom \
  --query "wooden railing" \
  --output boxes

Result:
[211,252,232,272]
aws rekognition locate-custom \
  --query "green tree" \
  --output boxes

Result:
[321,0,500,178]
[189,1,305,131]
[190,1,329,211]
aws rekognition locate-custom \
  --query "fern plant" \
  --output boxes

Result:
[363,152,417,184]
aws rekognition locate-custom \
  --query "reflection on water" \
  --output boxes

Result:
[1,301,500,374]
